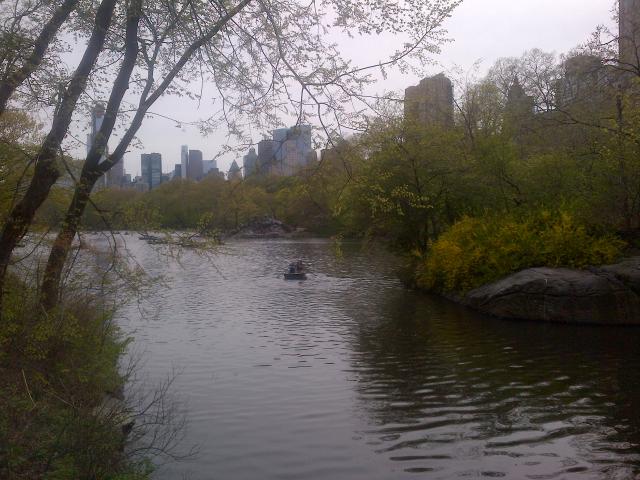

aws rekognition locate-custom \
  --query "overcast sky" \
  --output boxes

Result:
[113,0,616,177]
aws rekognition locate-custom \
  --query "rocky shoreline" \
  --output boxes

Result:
[226,217,307,239]
[446,257,640,325]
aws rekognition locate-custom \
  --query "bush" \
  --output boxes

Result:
[0,280,150,480]
[416,210,626,293]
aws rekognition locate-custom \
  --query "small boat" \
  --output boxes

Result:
[284,260,307,280]
[284,271,307,280]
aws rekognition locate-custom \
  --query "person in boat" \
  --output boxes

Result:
[289,263,296,273]
[296,260,304,272]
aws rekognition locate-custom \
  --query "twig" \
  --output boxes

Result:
[22,369,36,407]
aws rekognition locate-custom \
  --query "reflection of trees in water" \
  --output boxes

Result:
[342,288,640,469]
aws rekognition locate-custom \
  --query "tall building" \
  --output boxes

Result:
[257,139,275,174]
[272,128,289,162]
[505,77,535,114]
[203,159,218,175]
[254,125,314,176]
[281,125,313,175]
[404,73,454,127]
[228,160,242,180]
[243,148,258,178]
[87,103,106,157]
[187,149,203,180]
[106,157,124,187]
[556,55,607,108]
[180,145,189,179]
[87,103,112,188]
[620,0,640,70]
[174,164,182,179]
[141,153,162,190]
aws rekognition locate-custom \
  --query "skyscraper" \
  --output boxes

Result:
[87,103,111,188]
[620,0,640,70]
[106,157,124,187]
[243,148,258,178]
[228,160,242,180]
[404,73,454,127]
[556,55,606,108]
[141,153,162,190]
[203,159,218,175]
[181,145,189,179]
[257,139,275,174]
[87,103,106,157]
[256,125,314,176]
[187,149,203,180]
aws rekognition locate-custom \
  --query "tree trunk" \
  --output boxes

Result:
[40,179,95,309]
[41,0,142,310]
[0,0,117,315]
[0,0,80,116]
[38,0,253,309]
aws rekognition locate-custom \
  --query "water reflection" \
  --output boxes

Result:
[118,238,640,480]
[345,289,640,478]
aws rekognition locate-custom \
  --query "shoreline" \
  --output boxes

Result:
[425,257,640,326]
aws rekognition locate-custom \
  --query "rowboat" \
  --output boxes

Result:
[284,271,306,280]
[284,261,307,280]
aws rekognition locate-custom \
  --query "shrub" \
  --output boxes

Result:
[416,210,626,293]
[0,280,148,480]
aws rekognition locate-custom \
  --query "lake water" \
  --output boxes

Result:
[118,238,640,480]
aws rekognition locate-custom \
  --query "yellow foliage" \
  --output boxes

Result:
[416,210,626,293]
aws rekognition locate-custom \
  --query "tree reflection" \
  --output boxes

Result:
[341,288,640,476]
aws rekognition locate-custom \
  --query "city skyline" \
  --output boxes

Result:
[79,0,614,177]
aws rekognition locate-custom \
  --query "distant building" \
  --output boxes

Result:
[556,55,608,109]
[203,159,218,175]
[305,150,318,166]
[620,0,640,71]
[253,125,314,176]
[141,152,162,190]
[504,77,535,121]
[86,103,110,188]
[257,139,275,174]
[320,139,350,166]
[180,145,189,179]
[506,77,535,111]
[206,168,225,179]
[243,148,258,178]
[228,160,242,180]
[106,157,124,187]
[87,103,106,158]
[187,149,204,180]
[174,164,182,179]
[132,175,149,192]
[404,73,454,127]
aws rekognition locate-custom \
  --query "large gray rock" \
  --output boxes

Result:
[600,257,640,293]
[461,261,640,325]
[229,217,294,239]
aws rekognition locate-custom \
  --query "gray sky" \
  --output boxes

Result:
[114,0,615,177]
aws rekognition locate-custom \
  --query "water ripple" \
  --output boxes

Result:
[114,237,640,480]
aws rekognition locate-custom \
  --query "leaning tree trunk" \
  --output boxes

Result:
[0,0,80,116]
[41,0,142,310]
[39,0,253,310]
[0,0,118,316]
[40,178,97,309]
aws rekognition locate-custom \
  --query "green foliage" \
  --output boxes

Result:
[416,210,626,293]
[0,279,150,480]
[79,170,345,235]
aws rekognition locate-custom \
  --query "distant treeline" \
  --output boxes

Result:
[17,48,640,290]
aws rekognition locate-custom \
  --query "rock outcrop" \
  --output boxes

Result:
[228,217,300,239]
[458,258,640,325]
